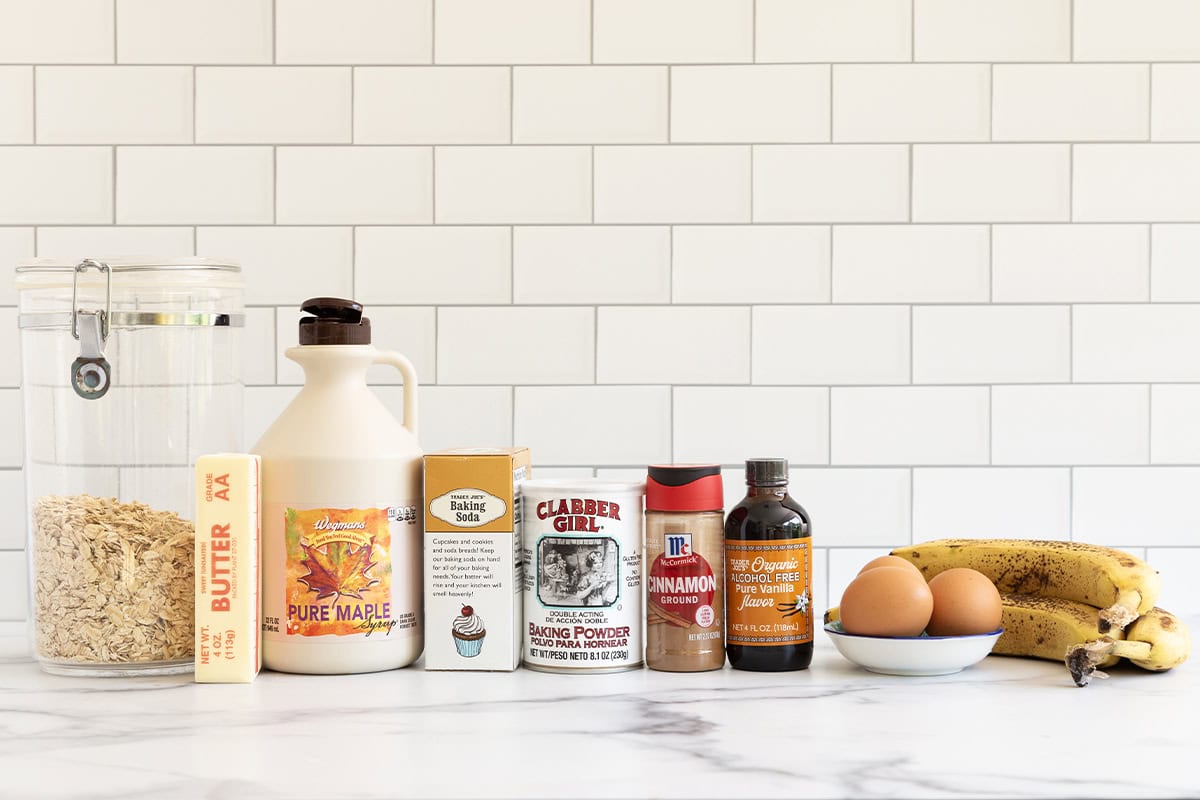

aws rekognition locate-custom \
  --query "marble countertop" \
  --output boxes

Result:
[1,623,1197,800]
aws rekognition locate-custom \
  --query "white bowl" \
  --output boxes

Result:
[824,622,1003,676]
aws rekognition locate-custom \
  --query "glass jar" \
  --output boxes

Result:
[17,258,244,676]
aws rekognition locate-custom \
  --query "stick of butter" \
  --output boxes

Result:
[195,454,261,683]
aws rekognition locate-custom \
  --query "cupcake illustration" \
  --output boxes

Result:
[452,605,486,657]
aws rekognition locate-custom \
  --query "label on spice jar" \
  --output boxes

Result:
[646,532,719,630]
[273,504,420,638]
[726,537,813,646]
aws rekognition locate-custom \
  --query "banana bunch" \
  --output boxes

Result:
[826,538,1191,687]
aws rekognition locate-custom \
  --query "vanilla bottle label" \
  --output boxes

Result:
[726,537,813,646]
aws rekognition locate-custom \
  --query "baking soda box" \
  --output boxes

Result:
[423,448,529,671]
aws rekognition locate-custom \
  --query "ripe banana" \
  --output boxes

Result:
[1065,607,1191,686]
[891,539,1160,632]
[994,594,1122,672]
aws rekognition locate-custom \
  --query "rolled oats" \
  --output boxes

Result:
[32,495,194,665]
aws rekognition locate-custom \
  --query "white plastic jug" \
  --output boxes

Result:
[254,298,423,674]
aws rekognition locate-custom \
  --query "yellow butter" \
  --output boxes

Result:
[194,454,262,683]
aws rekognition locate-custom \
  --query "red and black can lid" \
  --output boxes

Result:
[645,464,724,512]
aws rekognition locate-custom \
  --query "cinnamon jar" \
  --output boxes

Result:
[644,464,725,672]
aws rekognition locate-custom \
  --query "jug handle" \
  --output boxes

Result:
[372,350,418,436]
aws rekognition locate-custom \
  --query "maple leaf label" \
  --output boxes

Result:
[284,506,395,637]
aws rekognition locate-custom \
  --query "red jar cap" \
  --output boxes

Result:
[645,464,724,512]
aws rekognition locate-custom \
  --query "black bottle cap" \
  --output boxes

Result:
[745,458,788,486]
[298,297,371,345]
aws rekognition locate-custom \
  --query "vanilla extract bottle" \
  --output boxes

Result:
[724,459,813,672]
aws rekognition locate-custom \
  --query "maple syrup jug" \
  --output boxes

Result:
[254,298,423,674]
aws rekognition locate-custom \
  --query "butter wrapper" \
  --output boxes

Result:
[195,454,261,683]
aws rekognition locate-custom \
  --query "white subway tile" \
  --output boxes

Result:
[0,0,113,63]
[595,146,750,224]
[513,226,670,304]
[242,307,276,386]
[992,225,1149,303]
[37,67,191,144]
[672,66,829,144]
[756,0,911,63]
[914,468,1071,540]
[436,0,590,64]
[673,226,830,304]
[439,307,593,385]
[116,0,272,64]
[754,305,909,386]
[1074,305,1200,383]
[0,551,27,620]
[673,387,828,465]
[0,471,24,548]
[0,308,17,387]
[514,67,666,144]
[1074,468,1200,547]
[598,306,750,384]
[196,227,352,306]
[993,65,1149,142]
[914,0,1070,62]
[1075,0,1200,61]
[1145,548,1200,615]
[754,145,909,223]
[914,306,1070,385]
[0,147,111,225]
[1076,145,1200,223]
[413,386,513,453]
[244,386,300,449]
[0,390,22,466]
[514,386,671,466]
[277,147,431,224]
[356,67,508,145]
[276,0,432,64]
[593,0,752,64]
[0,67,30,143]
[831,387,989,466]
[832,225,989,304]
[278,305,437,385]
[196,68,351,144]
[356,226,511,304]
[1152,225,1200,301]
[436,146,590,224]
[833,65,989,143]
[117,147,271,224]
[0,228,34,304]
[1152,66,1200,142]
[792,469,910,547]
[1151,385,1200,464]
[992,385,1148,465]
[36,227,195,259]
[544,468,599,479]
[913,145,1069,223]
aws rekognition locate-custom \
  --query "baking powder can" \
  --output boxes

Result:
[521,479,644,673]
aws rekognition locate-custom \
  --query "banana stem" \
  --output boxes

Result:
[1098,597,1140,633]
[1065,637,1155,686]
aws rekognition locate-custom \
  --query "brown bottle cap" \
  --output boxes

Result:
[298,297,371,345]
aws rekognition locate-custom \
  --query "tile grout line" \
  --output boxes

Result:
[30,66,36,143]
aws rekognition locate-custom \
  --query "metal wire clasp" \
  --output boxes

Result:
[71,258,111,341]
[70,259,113,399]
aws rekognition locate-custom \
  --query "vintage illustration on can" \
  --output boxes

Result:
[284,507,395,637]
[536,537,620,607]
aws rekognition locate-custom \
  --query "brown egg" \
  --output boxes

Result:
[858,555,923,578]
[926,568,1003,636]
[840,566,934,637]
